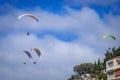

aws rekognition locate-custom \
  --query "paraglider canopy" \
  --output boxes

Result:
[102,34,116,40]
[31,48,41,58]
[23,50,32,59]
[18,14,39,22]
[23,50,36,64]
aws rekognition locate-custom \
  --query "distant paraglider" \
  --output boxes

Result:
[102,34,116,40]
[33,61,36,64]
[18,14,39,36]
[23,62,26,64]
[27,32,30,36]
[32,48,41,59]
[23,50,33,59]
[23,50,36,64]
[18,14,39,22]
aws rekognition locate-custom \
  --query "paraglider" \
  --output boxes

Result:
[18,14,39,22]
[27,32,30,36]
[102,34,116,40]
[23,50,33,59]
[33,61,36,64]
[32,48,41,59]
[23,62,26,64]
[18,14,39,36]
[23,50,36,64]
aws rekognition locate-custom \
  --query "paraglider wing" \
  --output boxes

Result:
[18,14,39,22]
[102,34,116,40]
[32,48,41,58]
[23,50,33,59]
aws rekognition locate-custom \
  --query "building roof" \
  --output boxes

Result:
[106,56,120,62]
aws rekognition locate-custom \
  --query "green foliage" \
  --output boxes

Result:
[103,46,120,69]
[93,61,97,73]
[104,46,120,61]
[68,46,120,80]
[93,59,102,74]
[67,74,80,80]
[98,73,107,80]
[97,58,101,71]
[92,58,106,80]
[73,63,94,76]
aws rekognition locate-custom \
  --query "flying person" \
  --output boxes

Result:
[27,32,30,36]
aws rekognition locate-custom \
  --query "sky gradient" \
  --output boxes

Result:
[0,0,120,80]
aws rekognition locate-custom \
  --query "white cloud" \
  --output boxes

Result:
[0,5,120,80]
[0,34,99,80]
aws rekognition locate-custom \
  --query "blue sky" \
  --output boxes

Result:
[0,0,120,14]
[0,0,120,80]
